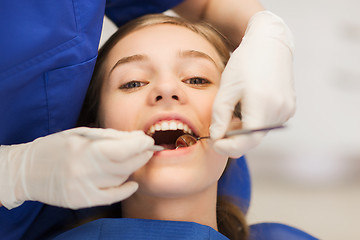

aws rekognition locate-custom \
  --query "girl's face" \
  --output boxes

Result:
[99,24,228,198]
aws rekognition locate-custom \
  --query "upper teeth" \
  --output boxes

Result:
[147,120,192,136]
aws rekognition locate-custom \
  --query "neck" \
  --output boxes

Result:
[121,184,218,230]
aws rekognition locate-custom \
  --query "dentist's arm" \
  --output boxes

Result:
[173,0,264,47]
[174,0,295,157]
[0,128,155,209]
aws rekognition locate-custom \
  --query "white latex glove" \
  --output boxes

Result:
[210,11,295,158]
[0,127,155,210]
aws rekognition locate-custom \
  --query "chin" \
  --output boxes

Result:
[131,146,228,199]
[135,168,216,199]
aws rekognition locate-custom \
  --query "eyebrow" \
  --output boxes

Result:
[179,50,221,70]
[109,54,149,75]
[108,50,221,76]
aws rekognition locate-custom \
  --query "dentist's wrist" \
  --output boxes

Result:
[243,10,294,53]
[0,145,26,209]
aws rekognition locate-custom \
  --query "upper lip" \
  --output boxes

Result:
[143,112,199,137]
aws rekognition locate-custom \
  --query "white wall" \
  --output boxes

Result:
[246,1,360,239]
[252,0,360,168]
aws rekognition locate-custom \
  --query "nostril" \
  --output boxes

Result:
[172,95,179,100]
[156,96,162,101]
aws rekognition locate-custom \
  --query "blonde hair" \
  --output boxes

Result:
[77,14,248,240]
[78,14,231,127]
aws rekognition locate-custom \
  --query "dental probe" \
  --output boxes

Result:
[202,124,286,140]
[175,124,286,148]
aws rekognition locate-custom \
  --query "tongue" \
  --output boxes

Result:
[152,130,184,147]
[159,143,176,150]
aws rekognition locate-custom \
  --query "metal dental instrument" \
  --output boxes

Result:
[76,124,284,152]
[175,124,286,149]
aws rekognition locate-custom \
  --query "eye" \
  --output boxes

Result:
[183,77,211,85]
[119,80,148,90]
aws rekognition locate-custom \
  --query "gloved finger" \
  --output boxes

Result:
[210,90,243,140]
[93,134,154,162]
[99,150,154,176]
[67,181,139,209]
[92,181,139,207]
[210,54,245,140]
[240,87,295,130]
[212,132,264,158]
[67,127,146,140]
[91,173,129,189]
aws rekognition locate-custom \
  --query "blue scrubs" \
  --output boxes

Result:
[0,0,181,145]
[0,1,183,239]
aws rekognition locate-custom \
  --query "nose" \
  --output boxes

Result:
[155,95,179,101]
[148,79,187,106]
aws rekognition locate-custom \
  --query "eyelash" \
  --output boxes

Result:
[119,77,210,91]
[183,77,211,85]
[119,80,148,90]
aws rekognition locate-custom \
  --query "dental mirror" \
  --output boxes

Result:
[174,124,285,149]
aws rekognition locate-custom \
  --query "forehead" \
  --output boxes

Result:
[105,24,223,72]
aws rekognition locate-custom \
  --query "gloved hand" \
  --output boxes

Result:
[210,11,295,158]
[0,127,155,210]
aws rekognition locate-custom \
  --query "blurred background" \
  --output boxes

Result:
[100,0,360,238]
[246,0,360,239]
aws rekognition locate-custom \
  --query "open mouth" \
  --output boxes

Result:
[146,120,198,150]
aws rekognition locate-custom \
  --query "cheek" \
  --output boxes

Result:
[204,145,228,181]
[191,90,217,126]
[100,96,141,131]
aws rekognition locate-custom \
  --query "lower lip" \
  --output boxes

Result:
[153,142,198,157]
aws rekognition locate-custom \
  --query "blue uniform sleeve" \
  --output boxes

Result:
[0,202,43,240]
[0,1,188,239]
[105,0,183,26]
[0,0,106,145]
